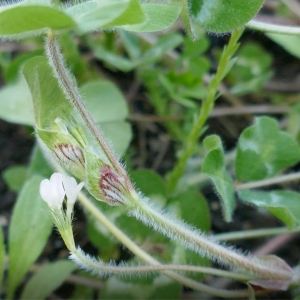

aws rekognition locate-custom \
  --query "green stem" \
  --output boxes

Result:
[166,28,244,193]
[129,198,292,282]
[235,171,300,190]
[71,246,255,282]
[77,191,253,298]
[215,226,300,241]
[246,19,300,35]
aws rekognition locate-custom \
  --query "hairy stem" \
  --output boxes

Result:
[166,28,244,193]
[70,247,254,282]
[77,191,254,298]
[129,198,292,282]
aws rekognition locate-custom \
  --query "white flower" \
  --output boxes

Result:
[62,175,85,204]
[40,173,65,210]
[40,173,84,213]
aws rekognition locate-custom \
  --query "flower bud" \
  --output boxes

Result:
[85,151,133,206]
[99,165,130,206]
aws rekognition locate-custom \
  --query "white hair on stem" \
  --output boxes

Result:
[126,195,293,282]
[70,247,157,279]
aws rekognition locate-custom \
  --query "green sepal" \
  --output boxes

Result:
[36,127,86,180]
[85,150,106,201]
[85,150,132,206]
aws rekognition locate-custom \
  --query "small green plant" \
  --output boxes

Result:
[1,0,300,299]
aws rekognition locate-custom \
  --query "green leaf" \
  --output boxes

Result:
[79,80,132,157]
[139,33,183,65]
[4,49,44,82]
[229,43,273,95]
[3,165,27,192]
[169,191,210,231]
[94,33,182,72]
[94,46,136,72]
[202,135,235,222]
[236,117,300,182]
[266,33,300,60]
[239,190,300,229]
[0,3,76,38]
[7,175,53,298]
[69,0,145,33]
[102,0,145,28]
[182,35,210,58]
[130,169,166,198]
[0,226,5,294]
[121,3,181,32]
[119,31,141,60]
[20,260,77,299]
[99,121,132,157]
[63,0,96,18]
[190,0,264,33]
[80,80,128,123]
[0,75,34,125]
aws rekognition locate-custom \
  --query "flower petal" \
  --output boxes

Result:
[39,179,52,204]
[40,173,65,209]
[50,173,65,198]
[63,175,84,204]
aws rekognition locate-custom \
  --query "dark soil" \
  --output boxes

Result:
[0,121,33,218]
